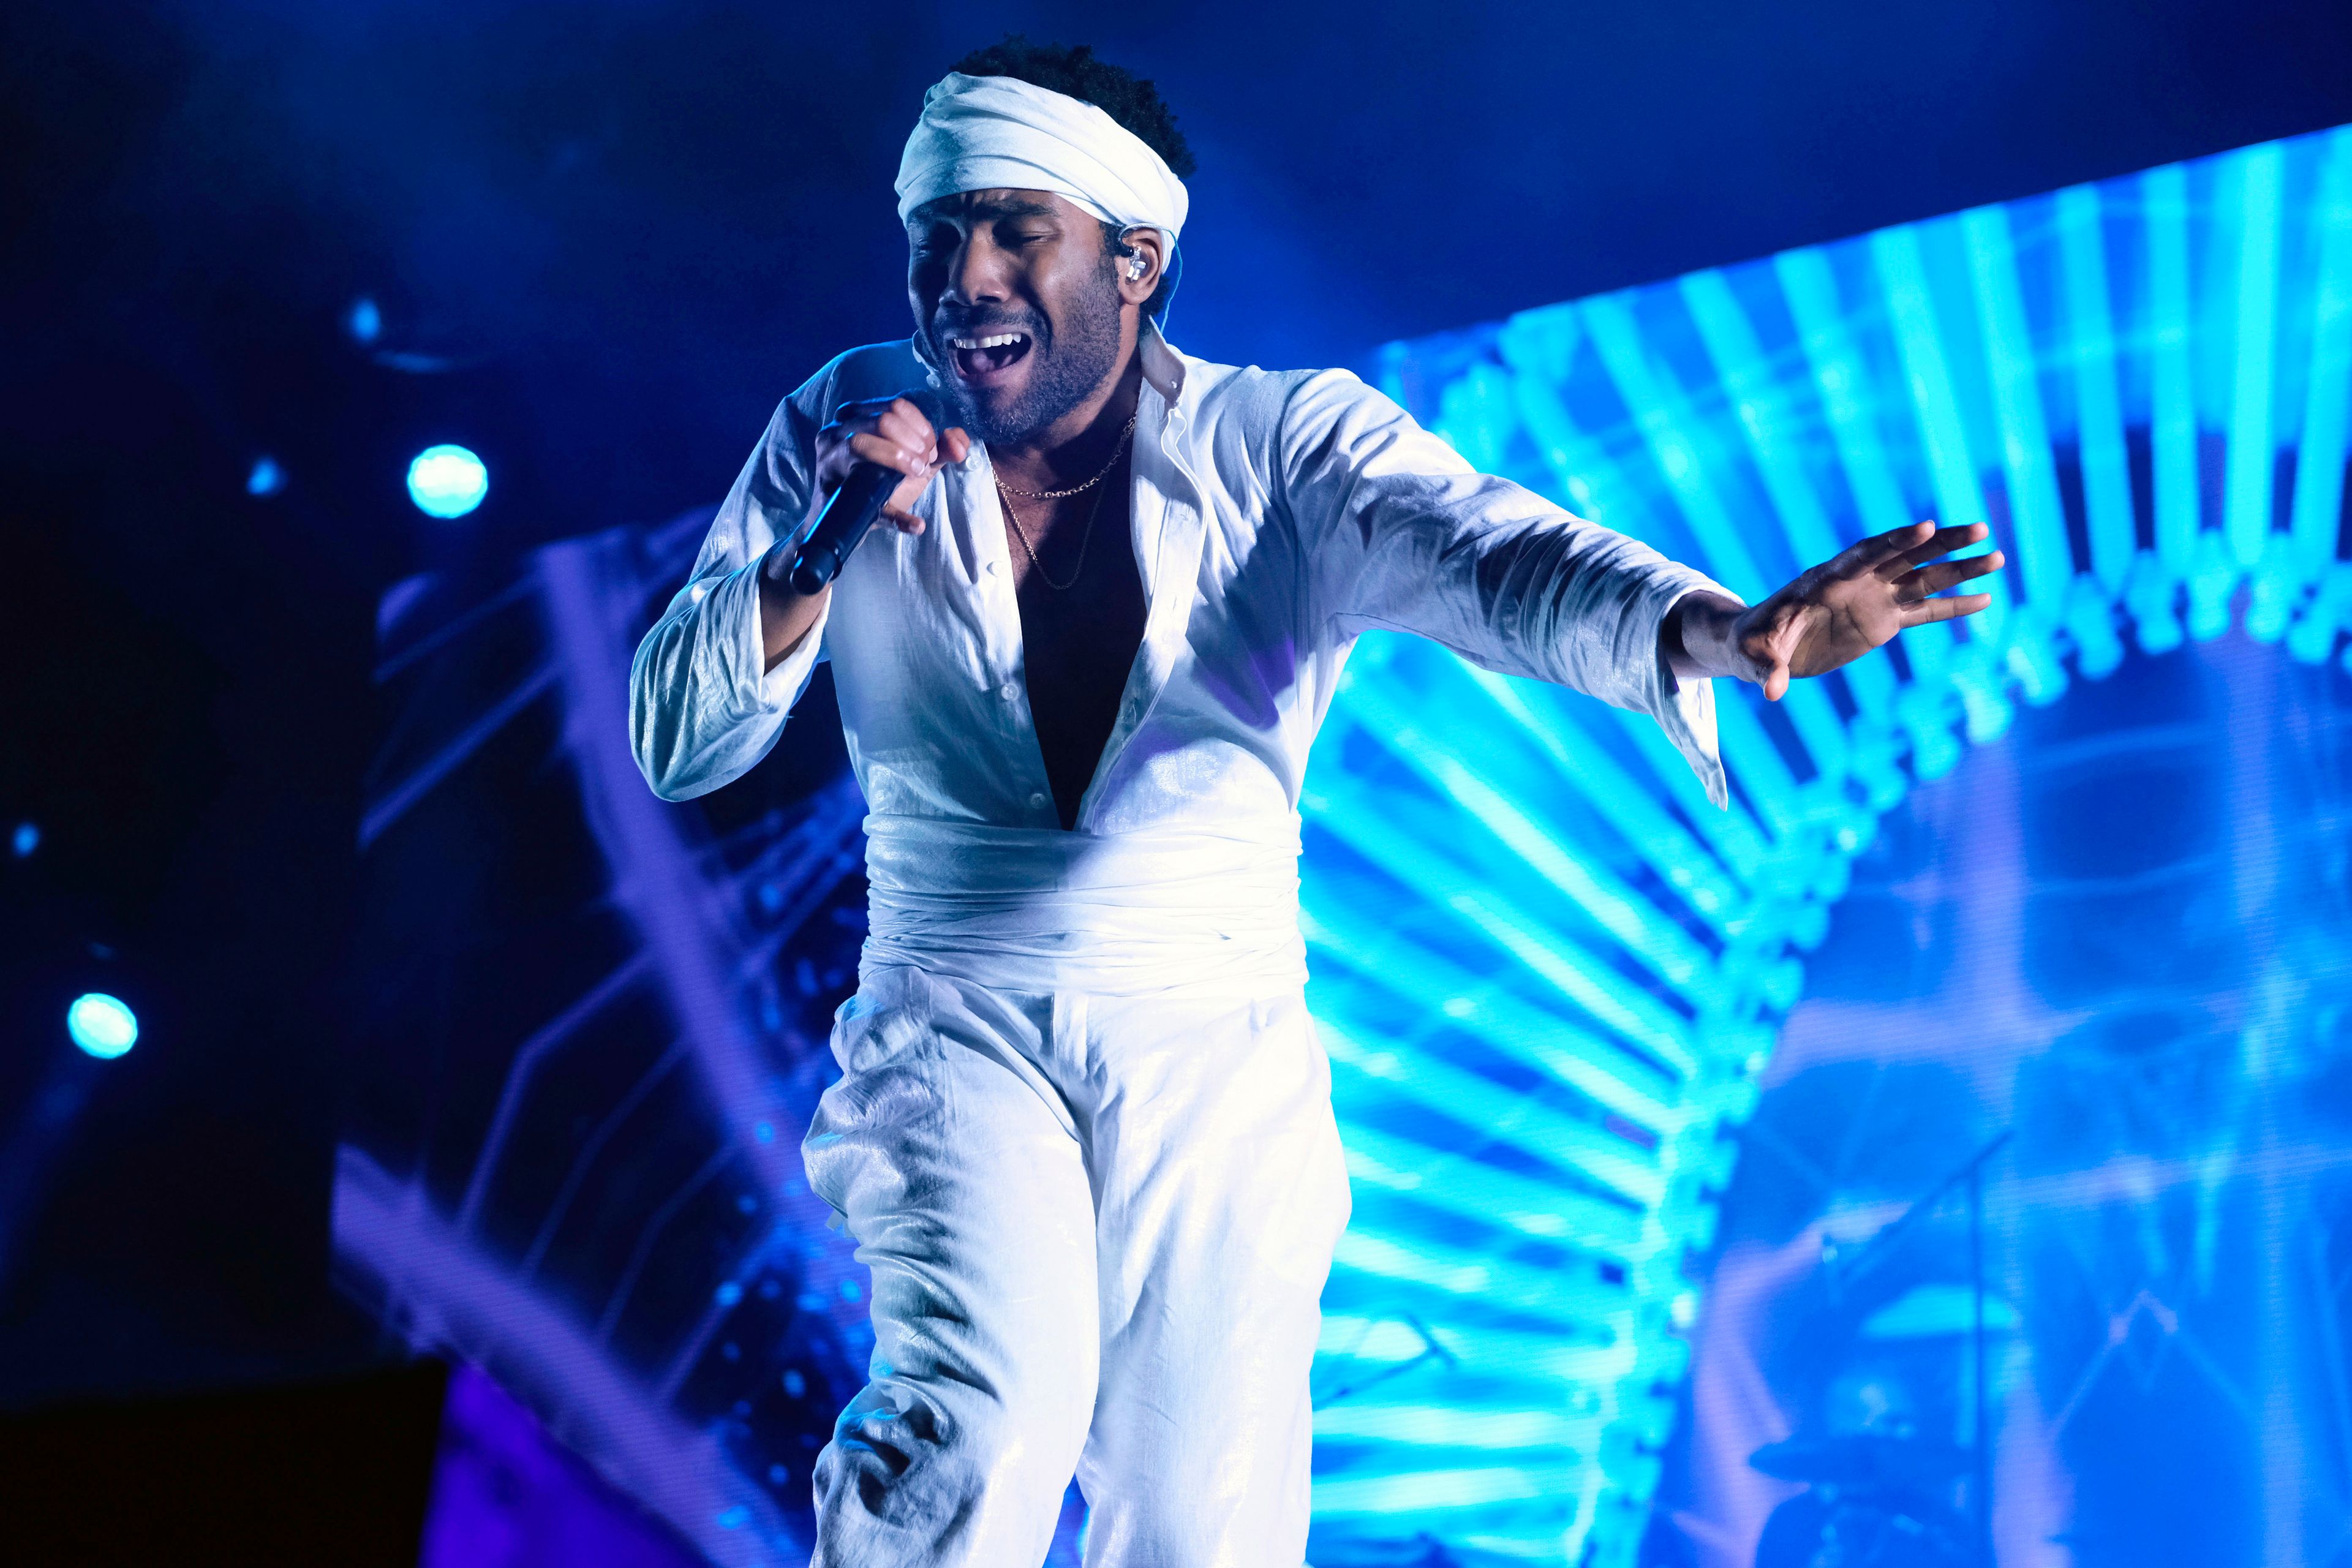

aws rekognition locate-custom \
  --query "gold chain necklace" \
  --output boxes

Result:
[998,466,1115,592]
[993,413,1139,499]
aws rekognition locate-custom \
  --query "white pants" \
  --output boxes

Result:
[802,964,1352,1567]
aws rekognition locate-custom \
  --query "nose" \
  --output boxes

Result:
[942,230,1010,309]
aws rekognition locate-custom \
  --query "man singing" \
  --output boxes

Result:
[631,40,2000,1567]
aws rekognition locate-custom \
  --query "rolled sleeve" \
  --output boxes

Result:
[628,374,831,801]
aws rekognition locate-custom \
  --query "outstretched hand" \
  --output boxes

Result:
[1670,522,2005,699]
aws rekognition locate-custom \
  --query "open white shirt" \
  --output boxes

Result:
[630,323,1732,998]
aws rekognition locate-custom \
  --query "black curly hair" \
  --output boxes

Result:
[951,38,1193,317]
[952,38,1195,176]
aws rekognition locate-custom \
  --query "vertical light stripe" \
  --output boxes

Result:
[2225,143,2286,568]
[1961,203,2073,618]
[1871,225,2008,652]
[1582,291,1853,782]
[1777,246,1954,683]
[1679,268,1844,566]
[1581,292,1773,601]
[2291,128,2352,577]
[1681,268,1900,722]
[2145,162,2202,575]
[2055,183,2138,592]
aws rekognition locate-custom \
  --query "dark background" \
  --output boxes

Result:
[4,0,2350,1415]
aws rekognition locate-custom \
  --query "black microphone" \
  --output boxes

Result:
[787,390,944,597]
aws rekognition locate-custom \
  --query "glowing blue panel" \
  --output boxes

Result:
[1314,121,2352,1567]
[407,444,489,519]
[10,822,36,858]
[67,993,137,1058]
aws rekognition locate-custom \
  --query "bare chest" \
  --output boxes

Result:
[995,467,1148,824]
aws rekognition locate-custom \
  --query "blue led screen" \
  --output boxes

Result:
[341,124,2352,1566]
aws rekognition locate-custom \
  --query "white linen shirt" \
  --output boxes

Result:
[630,324,1732,999]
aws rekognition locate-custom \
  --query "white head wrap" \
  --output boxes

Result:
[895,72,1189,249]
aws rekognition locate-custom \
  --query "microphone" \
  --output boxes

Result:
[786,390,944,597]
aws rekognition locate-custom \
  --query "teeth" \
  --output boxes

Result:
[950,333,1027,350]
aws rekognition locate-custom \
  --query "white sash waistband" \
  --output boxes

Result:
[859,815,1307,998]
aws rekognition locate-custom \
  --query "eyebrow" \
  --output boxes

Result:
[908,195,1063,233]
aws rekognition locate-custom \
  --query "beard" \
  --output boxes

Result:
[924,260,1126,447]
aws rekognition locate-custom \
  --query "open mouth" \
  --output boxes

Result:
[946,330,1034,383]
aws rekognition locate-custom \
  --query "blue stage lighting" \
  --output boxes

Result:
[67,993,138,1059]
[246,456,285,497]
[348,297,382,344]
[1302,123,2352,1567]
[10,823,36,858]
[407,445,489,519]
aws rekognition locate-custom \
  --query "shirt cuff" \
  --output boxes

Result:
[714,551,830,718]
[1647,580,1740,811]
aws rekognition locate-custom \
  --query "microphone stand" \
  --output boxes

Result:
[1820,1126,2011,1562]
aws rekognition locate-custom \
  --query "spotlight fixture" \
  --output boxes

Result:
[66,993,138,1060]
[406,445,489,519]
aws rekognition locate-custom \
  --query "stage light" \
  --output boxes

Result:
[66,993,137,1059]
[407,445,489,519]
[10,823,35,858]
[348,297,382,344]
[246,456,285,497]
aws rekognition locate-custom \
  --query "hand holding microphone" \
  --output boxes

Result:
[791,394,968,581]
[758,393,968,664]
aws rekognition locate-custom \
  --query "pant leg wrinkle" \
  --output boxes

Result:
[1077,990,1348,1568]
[807,968,1098,1568]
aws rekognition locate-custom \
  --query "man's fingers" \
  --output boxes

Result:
[1896,550,2006,599]
[1899,592,1994,625]
[875,397,940,457]
[1832,520,1936,578]
[1875,522,1993,579]
[846,431,937,479]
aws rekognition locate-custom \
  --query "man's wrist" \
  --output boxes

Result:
[1664,592,1754,684]
[758,536,802,591]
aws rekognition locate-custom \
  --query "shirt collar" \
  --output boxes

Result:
[1139,316,1187,409]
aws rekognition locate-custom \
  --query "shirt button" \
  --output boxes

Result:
[1028,792,1049,810]
[998,682,1019,701]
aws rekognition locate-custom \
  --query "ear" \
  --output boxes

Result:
[1115,226,1169,310]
